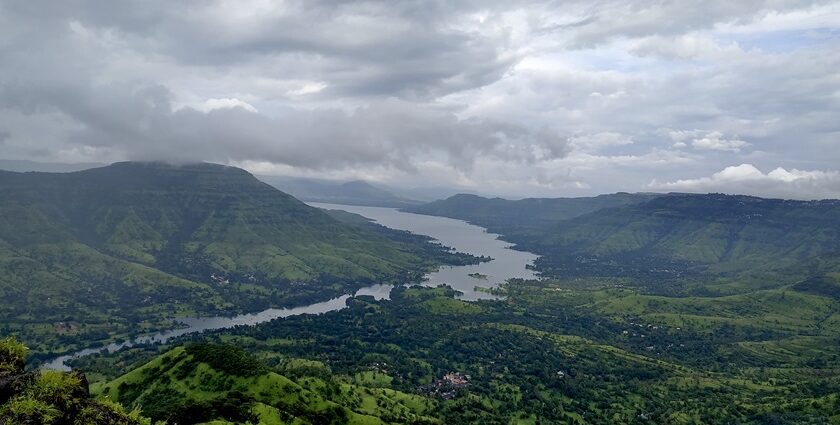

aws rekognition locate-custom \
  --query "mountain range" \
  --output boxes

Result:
[258,175,420,208]
[0,162,472,356]
[407,192,840,295]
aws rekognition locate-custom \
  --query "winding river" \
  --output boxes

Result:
[43,204,537,370]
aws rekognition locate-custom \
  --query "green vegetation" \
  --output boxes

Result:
[0,337,150,425]
[0,162,478,358]
[97,344,438,424]
[404,192,657,235]
[411,193,840,297]
[526,194,840,289]
[74,281,840,423]
[8,174,840,423]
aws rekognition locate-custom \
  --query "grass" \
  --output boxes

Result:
[97,344,440,424]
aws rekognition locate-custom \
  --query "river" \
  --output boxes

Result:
[43,204,537,370]
[310,203,538,300]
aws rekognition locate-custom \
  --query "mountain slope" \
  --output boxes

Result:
[0,162,470,356]
[404,192,660,236]
[82,283,840,423]
[0,337,149,425]
[408,192,840,294]
[260,175,420,207]
[520,193,840,291]
[98,343,439,424]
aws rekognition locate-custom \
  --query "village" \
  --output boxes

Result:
[419,372,471,400]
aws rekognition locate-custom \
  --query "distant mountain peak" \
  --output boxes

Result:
[259,175,420,208]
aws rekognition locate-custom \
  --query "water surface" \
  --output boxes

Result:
[311,203,538,300]
[43,204,537,370]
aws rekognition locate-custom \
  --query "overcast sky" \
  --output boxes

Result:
[1,1,839,199]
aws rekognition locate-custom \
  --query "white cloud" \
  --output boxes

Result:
[648,163,840,200]
[195,98,259,113]
[667,130,750,152]
[690,132,750,152]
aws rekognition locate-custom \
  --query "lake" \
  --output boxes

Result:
[311,203,538,300]
[43,204,537,370]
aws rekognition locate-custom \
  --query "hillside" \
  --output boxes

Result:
[408,192,840,294]
[523,194,840,293]
[403,192,659,236]
[0,162,475,356]
[0,337,149,424]
[98,342,439,424]
[77,284,840,424]
[259,175,420,208]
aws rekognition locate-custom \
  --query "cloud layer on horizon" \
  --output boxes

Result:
[0,0,838,198]
[649,164,840,200]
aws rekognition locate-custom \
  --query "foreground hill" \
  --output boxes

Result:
[98,342,438,424]
[0,162,474,356]
[77,284,840,423]
[0,337,149,424]
[260,175,420,208]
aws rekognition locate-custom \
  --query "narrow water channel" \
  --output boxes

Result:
[43,204,537,370]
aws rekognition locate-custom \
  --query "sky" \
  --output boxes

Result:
[0,0,839,199]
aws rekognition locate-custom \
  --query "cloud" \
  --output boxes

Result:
[193,98,258,113]
[0,0,838,197]
[0,76,569,171]
[555,0,834,48]
[568,132,633,152]
[0,0,520,100]
[648,163,840,200]
[684,131,750,152]
[630,34,745,60]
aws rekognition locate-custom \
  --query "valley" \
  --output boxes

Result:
[0,163,481,360]
[2,164,839,424]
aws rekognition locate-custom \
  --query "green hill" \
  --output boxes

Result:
[0,162,474,356]
[98,343,438,424]
[0,337,150,424]
[76,283,840,424]
[404,192,658,236]
[523,194,840,292]
[409,192,840,294]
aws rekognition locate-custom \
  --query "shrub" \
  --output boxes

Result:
[184,343,265,377]
[0,338,28,374]
[0,397,61,425]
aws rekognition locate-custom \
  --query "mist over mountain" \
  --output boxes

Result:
[0,159,105,173]
[405,192,661,233]
[2,1,839,423]
[259,175,421,208]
